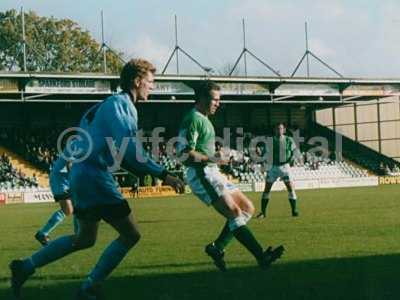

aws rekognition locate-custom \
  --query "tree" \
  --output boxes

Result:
[0,9,124,73]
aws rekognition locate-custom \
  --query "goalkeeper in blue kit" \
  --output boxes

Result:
[34,146,79,246]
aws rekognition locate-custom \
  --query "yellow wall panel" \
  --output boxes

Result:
[357,104,377,123]
[357,123,379,140]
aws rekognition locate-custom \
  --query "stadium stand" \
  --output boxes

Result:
[311,123,400,176]
[0,152,39,190]
[0,127,60,172]
[0,122,395,189]
[230,151,368,184]
[141,136,370,184]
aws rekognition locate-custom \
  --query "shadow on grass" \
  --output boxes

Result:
[1,254,400,300]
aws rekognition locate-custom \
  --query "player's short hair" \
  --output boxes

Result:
[194,81,221,103]
[120,58,156,92]
[275,122,286,128]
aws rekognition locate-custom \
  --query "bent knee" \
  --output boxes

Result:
[63,208,73,216]
[60,202,74,216]
[246,203,255,215]
[121,231,141,248]
[229,205,242,218]
[236,194,255,215]
[131,231,141,244]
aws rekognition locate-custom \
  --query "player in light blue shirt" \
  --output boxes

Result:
[10,59,185,300]
[34,144,79,246]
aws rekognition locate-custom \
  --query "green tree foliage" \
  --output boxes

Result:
[0,9,123,73]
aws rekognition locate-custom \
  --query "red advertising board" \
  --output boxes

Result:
[0,193,6,204]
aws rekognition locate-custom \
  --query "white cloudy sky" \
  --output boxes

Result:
[1,0,400,77]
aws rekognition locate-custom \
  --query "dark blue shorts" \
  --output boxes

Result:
[74,200,131,223]
[53,192,71,202]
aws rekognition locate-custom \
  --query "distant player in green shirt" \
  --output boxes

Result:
[177,81,284,272]
[256,123,300,219]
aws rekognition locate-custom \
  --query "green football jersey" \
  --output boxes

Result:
[271,135,296,165]
[178,108,216,166]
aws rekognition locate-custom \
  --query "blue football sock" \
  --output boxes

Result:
[39,209,66,236]
[82,239,130,288]
[23,235,75,273]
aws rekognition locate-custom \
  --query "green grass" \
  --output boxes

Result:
[1,185,400,299]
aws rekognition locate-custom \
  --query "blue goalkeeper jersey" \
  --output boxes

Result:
[70,92,165,208]
[49,156,70,197]
[49,139,78,197]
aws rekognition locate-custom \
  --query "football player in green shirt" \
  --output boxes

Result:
[256,123,300,219]
[177,81,284,272]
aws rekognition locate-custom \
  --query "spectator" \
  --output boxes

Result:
[0,153,38,190]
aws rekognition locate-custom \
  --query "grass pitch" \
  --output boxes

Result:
[1,185,400,300]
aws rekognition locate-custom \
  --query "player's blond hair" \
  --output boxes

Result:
[120,58,156,92]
